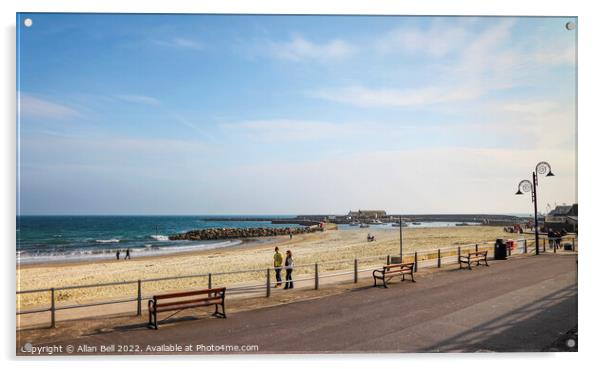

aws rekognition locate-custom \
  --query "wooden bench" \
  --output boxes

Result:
[373,263,415,287]
[148,287,226,329]
[459,250,489,270]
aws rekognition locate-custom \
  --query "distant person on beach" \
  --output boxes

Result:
[273,247,283,288]
[116,250,120,260]
[284,250,294,289]
[289,233,293,240]
[125,248,131,260]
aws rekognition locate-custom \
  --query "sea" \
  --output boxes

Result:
[16,215,301,265]
[16,215,480,265]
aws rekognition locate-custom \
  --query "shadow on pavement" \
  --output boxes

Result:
[422,284,577,352]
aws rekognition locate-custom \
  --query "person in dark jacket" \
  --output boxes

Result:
[284,250,294,290]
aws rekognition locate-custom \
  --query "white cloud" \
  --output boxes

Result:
[222,119,352,141]
[310,84,483,108]
[18,94,80,119]
[155,37,203,50]
[310,19,575,109]
[376,22,468,57]
[115,95,161,105]
[269,35,355,62]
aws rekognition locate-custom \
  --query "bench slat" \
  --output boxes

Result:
[153,287,225,300]
[155,297,223,309]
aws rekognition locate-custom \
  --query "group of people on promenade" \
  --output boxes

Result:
[547,229,567,250]
[273,247,294,289]
[115,249,132,260]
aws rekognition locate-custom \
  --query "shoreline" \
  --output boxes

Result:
[16,235,289,270]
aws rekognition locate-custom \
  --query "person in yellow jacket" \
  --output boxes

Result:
[273,246,283,287]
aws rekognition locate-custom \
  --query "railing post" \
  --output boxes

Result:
[208,273,212,289]
[386,255,390,265]
[524,239,527,254]
[508,242,512,256]
[136,280,142,316]
[50,288,56,328]
[543,237,546,253]
[457,246,461,264]
[572,237,575,252]
[475,244,478,252]
[414,252,418,272]
[314,263,319,290]
[353,259,358,283]
[437,249,441,268]
[266,269,271,297]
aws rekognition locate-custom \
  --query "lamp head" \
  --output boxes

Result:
[515,189,523,195]
[546,171,555,177]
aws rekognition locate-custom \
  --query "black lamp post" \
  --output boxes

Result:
[515,161,555,255]
[399,216,403,260]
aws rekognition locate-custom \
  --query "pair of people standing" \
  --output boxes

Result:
[273,247,294,289]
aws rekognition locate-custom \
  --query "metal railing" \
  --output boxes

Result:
[16,235,577,328]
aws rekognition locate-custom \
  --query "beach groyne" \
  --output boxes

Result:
[169,226,322,241]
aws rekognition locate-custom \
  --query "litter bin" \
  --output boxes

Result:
[494,239,507,260]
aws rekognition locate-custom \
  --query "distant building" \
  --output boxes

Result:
[348,210,387,220]
[544,204,578,233]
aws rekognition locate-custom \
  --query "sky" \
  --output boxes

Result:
[16,14,577,215]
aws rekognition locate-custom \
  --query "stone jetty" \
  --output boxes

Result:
[169,226,322,241]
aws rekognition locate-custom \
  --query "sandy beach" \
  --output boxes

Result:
[17,226,511,310]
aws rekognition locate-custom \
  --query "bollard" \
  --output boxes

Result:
[508,243,512,257]
[437,249,441,268]
[208,273,212,289]
[354,259,358,283]
[266,269,271,297]
[314,263,319,290]
[524,239,527,254]
[387,255,390,265]
[475,244,478,252]
[414,252,418,272]
[457,246,461,264]
[50,288,56,328]
[543,238,546,253]
[136,280,142,316]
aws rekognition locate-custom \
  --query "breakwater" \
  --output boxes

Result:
[169,226,322,241]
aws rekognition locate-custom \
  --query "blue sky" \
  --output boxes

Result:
[17,14,577,215]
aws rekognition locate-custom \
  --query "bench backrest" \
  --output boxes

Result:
[153,287,226,301]
[383,262,414,271]
[469,250,488,257]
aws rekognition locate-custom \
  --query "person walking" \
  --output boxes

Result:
[116,250,120,260]
[273,247,283,288]
[284,250,294,290]
[125,248,131,260]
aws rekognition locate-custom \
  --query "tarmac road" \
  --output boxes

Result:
[22,253,577,354]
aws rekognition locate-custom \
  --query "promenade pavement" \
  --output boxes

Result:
[19,253,577,354]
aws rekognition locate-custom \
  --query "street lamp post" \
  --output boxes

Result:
[399,216,403,260]
[515,161,555,255]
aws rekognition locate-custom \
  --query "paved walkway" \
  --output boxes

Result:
[21,254,577,354]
